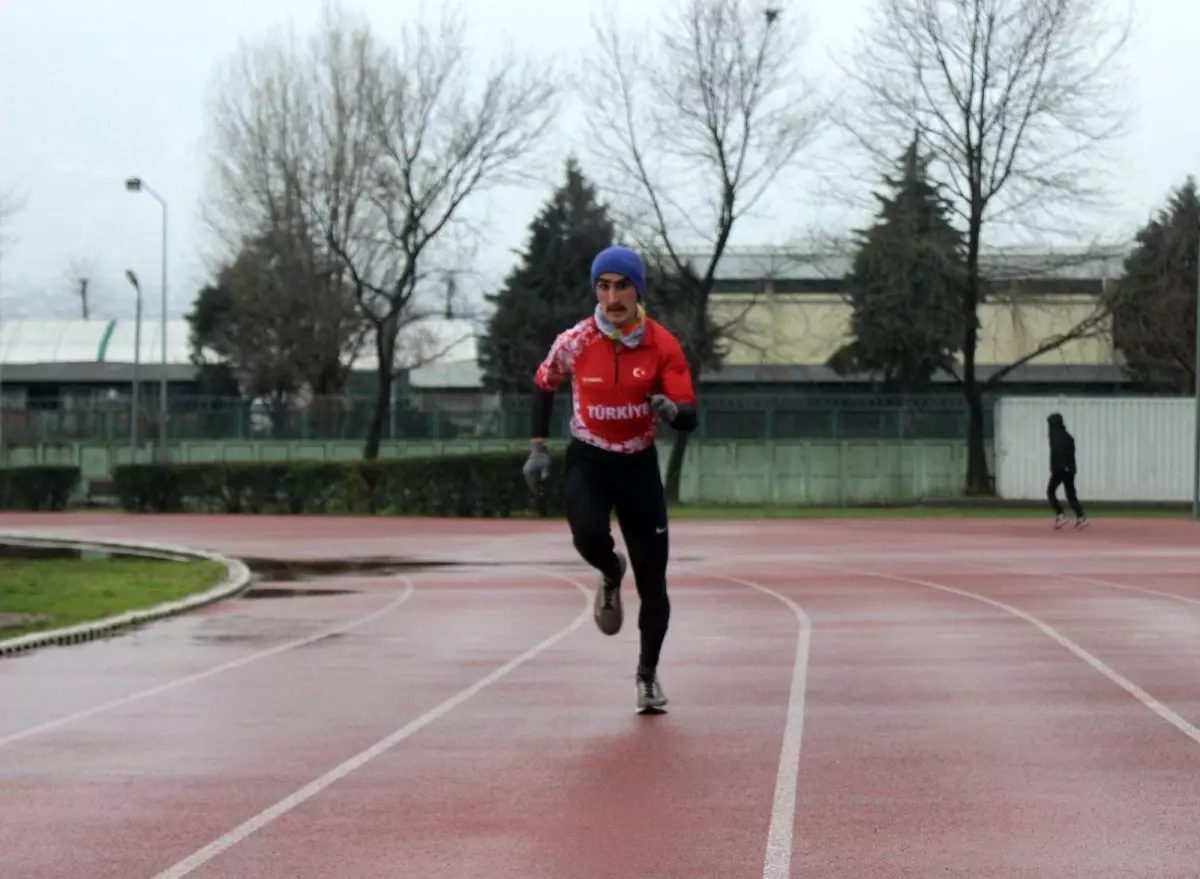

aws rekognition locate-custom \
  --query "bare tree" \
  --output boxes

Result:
[0,188,24,454]
[580,0,827,501]
[329,4,560,458]
[201,222,366,394]
[206,1,560,457]
[62,256,97,319]
[201,2,393,429]
[835,0,1134,494]
[0,188,25,330]
[0,188,24,261]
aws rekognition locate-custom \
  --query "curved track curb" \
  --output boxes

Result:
[0,531,252,658]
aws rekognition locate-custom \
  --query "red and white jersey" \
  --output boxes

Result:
[534,315,696,453]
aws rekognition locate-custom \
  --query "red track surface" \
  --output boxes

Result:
[2,512,1200,877]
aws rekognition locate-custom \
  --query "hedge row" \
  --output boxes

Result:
[111,453,568,517]
[0,466,80,511]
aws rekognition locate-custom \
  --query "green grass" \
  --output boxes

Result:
[0,556,229,640]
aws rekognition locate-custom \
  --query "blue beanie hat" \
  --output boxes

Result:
[590,246,646,299]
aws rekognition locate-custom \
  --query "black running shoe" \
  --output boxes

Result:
[593,551,626,636]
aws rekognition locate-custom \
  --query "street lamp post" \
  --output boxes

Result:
[124,177,168,463]
[124,269,142,462]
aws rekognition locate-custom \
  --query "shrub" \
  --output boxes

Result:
[0,465,81,511]
[111,451,569,517]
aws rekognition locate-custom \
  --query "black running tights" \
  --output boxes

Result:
[563,441,670,672]
[1047,469,1084,518]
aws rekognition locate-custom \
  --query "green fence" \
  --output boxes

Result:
[4,436,986,506]
[1,393,989,445]
[1,394,996,505]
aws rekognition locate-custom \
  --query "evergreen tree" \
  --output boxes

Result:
[478,157,616,394]
[1109,176,1200,393]
[829,136,965,391]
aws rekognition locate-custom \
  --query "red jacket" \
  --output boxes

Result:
[534,315,697,453]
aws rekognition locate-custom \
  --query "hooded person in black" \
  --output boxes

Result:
[1047,412,1087,529]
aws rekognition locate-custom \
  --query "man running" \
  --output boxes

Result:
[522,245,698,714]
[1047,412,1087,529]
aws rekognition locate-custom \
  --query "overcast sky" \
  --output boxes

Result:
[0,0,1194,324]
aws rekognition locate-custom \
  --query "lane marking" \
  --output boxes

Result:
[1060,572,1200,609]
[0,580,416,750]
[983,562,1200,610]
[0,531,554,750]
[754,558,1200,746]
[149,567,592,879]
[679,545,1200,569]
[689,552,1200,877]
[689,569,812,879]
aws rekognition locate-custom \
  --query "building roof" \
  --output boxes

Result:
[0,318,193,365]
[677,244,1132,283]
[0,316,480,388]
[702,362,1132,385]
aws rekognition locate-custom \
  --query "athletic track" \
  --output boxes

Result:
[2,512,1200,878]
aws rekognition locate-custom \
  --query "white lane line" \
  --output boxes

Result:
[693,553,1200,877]
[680,545,1200,569]
[149,567,592,879]
[784,559,1200,746]
[973,561,1200,610]
[692,569,812,879]
[1055,572,1200,608]
[0,530,555,750]
[0,579,416,750]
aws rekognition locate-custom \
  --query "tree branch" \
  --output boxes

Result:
[982,301,1110,387]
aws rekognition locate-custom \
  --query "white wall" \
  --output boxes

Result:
[994,396,1196,502]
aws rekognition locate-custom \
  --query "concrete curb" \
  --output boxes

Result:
[0,531,252,658]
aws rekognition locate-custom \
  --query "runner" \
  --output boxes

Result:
[522,245,699,713]
[1047,412,1088,529]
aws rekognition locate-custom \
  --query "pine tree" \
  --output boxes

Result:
[829,136,965,390]
[1110,176,1200,393]
[478,157,615,394]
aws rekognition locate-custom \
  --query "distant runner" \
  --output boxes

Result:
[1047,412,1087,529]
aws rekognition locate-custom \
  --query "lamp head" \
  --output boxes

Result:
[125,177,143,192]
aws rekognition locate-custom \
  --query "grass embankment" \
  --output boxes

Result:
[0,556,229,640]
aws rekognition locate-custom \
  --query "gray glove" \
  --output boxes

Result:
[522,442,550,494]
[646,394,678,424]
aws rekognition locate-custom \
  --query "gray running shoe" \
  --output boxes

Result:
[593,551,626,636]
[636,671,668,714]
